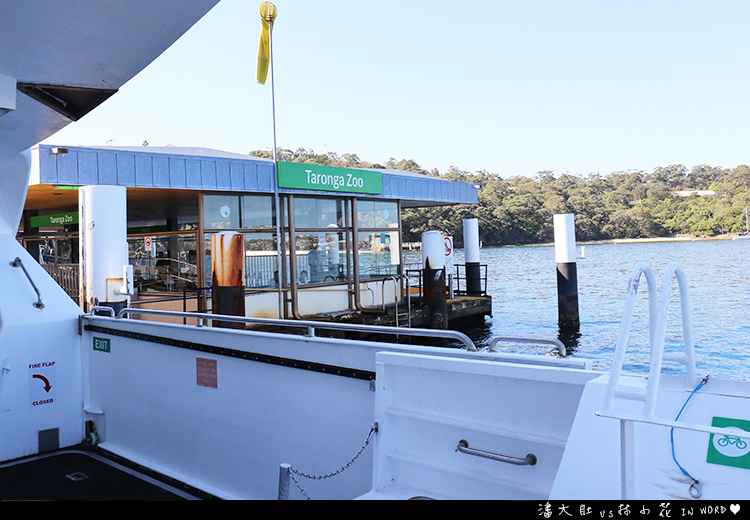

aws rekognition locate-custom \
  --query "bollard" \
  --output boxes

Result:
[463,218,482,296]
[278,463,291,500]
[211,231,246,328]
[422,231,448,329]
[554,214,580,329]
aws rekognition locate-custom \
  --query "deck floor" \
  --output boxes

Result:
[0,447,212,500]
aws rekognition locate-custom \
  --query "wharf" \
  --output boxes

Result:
[305,294,492,332]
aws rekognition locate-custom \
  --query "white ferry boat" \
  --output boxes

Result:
[1,1,750,501]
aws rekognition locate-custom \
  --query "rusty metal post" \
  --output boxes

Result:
[211,231,245,328]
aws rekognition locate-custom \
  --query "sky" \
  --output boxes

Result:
[42,0,750,179]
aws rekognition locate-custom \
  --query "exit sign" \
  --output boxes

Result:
[93,337,110,353]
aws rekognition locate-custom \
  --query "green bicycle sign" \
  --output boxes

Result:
[707,417,750,470]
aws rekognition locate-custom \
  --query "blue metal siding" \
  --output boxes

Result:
[57,152,78,184]
[169,157,186,187]
[116,154,136,185]
[32,145,477,205]
[201,160,217,189]
[78,152,98,185]
[186,159,202,188]
[216,161,231,190]
[97,152,117,185]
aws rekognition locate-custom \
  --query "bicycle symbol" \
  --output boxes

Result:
[712,427,750,458]
[718,435,747,449]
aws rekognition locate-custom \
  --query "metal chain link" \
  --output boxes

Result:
[287,422,378,500]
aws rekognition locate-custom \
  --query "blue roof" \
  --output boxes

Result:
[30,144,478,207]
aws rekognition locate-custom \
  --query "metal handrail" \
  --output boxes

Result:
[453,264,489,296]
[403,274,412,328]
[603,262,697,417]
[597,263,700,500]
[456,439,537,466]
[10,257,44,309]
[489,336,567,357]
[100,307,478,351]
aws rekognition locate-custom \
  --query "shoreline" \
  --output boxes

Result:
[405,234,739,252]
[605,234,734,245]
[483,234,737,249]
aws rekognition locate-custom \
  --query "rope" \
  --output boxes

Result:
[670,375,709,498]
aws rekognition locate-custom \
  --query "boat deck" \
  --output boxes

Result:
[0,446,216,500]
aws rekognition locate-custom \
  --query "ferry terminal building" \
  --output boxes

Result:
[18,144,485,325]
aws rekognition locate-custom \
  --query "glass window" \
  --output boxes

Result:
[241,195,275,229]
[56,238,77,264]
[243,233,278,288]
[316,198,345,229]
[357,200,398,229]
[357,231,399,278]
[203,194,240,229]
[129,234,198,292]
[293,197,316,229]
[293,197,345,229]
[25,237,79,265]
[29,238,56,265]
[293,231,348,283]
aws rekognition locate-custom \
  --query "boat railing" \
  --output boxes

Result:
[602,262,698,417]
[488,335,567,357]
[10,257,44,309]
[85,306,478,351]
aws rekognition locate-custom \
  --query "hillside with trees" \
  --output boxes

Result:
[250,147,750,247]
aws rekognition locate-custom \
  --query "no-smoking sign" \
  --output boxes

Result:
[444,236,454,271]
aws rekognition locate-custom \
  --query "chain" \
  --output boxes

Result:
[287,422,378,500]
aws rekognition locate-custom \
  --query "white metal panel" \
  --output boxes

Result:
[0,235,84,462]
[366,351,597,500]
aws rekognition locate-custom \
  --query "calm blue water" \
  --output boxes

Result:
[407,239,750,380]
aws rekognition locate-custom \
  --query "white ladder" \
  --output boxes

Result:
[598,263,703,499]
[603,262,698,418]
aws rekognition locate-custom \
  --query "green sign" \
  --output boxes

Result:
[29,211,79,228]
[93,337,111,353]
[277,161,383,194]
[706,416,750,470]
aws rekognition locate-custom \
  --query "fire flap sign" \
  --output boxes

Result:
[29,361,56,407]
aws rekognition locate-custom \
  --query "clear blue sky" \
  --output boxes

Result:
[43,0,750,179]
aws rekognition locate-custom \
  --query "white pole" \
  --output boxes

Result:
[463,218,482,295]
[463,219,480,264]
[553,214,576,264]
[422,231,445,270]
[553,213,579,329]
[79,185,129,314]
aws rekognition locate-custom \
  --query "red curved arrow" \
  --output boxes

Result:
[33,374,52,392]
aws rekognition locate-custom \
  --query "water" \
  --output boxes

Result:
[406,239,750,380]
